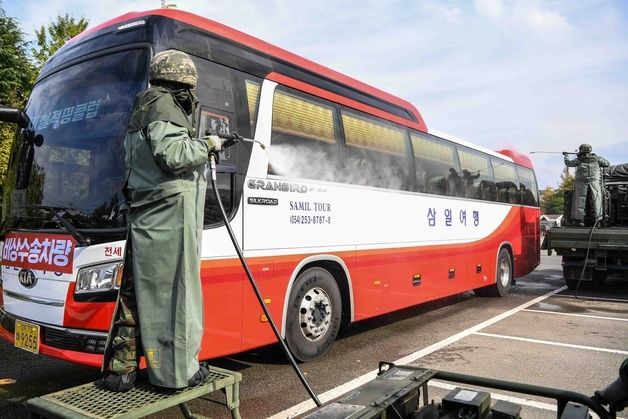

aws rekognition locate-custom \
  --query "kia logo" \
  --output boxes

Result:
[18,269,37,289]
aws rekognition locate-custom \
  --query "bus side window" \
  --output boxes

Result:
[191,57,234,115]
[244,80,261,137]
[340,110,410,191]
[457,148,495,201]
[198,108,235,226]
[492,159,520,204]
[410,132,460,196]
[269,87,339,182]
[517,166,539,206]
[204,172,233,226]
[229,68,262,140]
[191,57,238,227]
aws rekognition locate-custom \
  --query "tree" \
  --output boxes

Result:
[31,13,88,69]
[540,167,575,215]
[0,3,36,193]
[540,186,565,214]
[557,166,575,195]
[0,6,34,106]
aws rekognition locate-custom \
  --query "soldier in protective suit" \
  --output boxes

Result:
[102,50,222,391]
[564,143,610,225]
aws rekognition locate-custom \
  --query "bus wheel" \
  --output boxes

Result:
[475,248,512,297]
[285,267,342,362]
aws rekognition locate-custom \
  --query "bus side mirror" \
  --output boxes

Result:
[0,107,30,129]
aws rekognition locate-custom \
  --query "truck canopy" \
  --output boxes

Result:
[604,163,628,180]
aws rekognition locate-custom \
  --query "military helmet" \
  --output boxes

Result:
[149,50,198,88]
[578,143,592,153]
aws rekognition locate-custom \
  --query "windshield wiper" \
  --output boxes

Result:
[25,205,92,246]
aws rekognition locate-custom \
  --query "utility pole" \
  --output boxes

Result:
[161,0,177,8]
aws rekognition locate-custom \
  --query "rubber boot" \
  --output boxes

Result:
[187,362,210,387]
[102,370,137,392]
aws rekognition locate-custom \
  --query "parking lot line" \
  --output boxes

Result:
[269,286,567,418]
[474,332,628,355]
[523,309,628,322]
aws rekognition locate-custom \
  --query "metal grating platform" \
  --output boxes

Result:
[26,366,241,419]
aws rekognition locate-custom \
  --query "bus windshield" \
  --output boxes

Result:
[3,49,148,231]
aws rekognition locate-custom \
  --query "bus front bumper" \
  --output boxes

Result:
[0,307,106,368]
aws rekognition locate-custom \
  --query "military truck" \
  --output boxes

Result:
[543,163,628,290]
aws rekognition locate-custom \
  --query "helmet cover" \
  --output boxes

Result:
[149,50,198,88]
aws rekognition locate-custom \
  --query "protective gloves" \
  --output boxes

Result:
[203,135,223,152]
[203,134,223,164]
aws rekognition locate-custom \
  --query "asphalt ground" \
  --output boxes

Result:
[1,254,627,418]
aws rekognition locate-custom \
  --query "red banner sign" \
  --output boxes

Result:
[2,232,77,274]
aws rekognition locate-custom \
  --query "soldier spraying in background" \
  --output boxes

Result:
[563,143,610,226]
[101,50,222,392]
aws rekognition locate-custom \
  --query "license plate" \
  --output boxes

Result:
[14,319,40,354]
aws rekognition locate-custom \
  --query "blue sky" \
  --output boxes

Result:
[5,0,628,189]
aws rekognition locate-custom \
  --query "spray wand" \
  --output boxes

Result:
[529,151,577,155]
[206,131,322,407]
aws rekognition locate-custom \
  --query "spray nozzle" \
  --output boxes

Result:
[205,129,266,150]
[205,129,241,149]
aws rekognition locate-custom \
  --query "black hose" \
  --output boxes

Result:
[208,155,322,407]
[574,219,600,299]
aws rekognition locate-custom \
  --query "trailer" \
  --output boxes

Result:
[543,163,628,290]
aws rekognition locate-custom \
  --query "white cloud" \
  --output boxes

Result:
[514,2,571,35]
[474,0,505,20]
[424,3,463,24]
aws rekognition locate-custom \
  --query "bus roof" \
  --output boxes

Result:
[68,9,532,170]
[69,8,427,131]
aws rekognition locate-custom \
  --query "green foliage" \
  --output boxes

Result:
[31,13,88,68]
[558,166,575,194]
[0,4,35,192]
[0,6,34,106]
[540,167,575,214]
[540,187,564,214]
[540,186,556,214]
[0,124,16,188]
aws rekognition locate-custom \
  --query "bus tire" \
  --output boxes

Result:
[285,267,342,362]
[475,248,512,297]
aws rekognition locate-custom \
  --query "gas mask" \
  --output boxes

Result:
[171,88,198,116]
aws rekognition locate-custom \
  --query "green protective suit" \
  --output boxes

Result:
[564,153,610,222]
[103,85,210,388]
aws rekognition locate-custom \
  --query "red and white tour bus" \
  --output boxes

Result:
[0,9,540,366]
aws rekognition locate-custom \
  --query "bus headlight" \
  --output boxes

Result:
[76,261,123,294]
